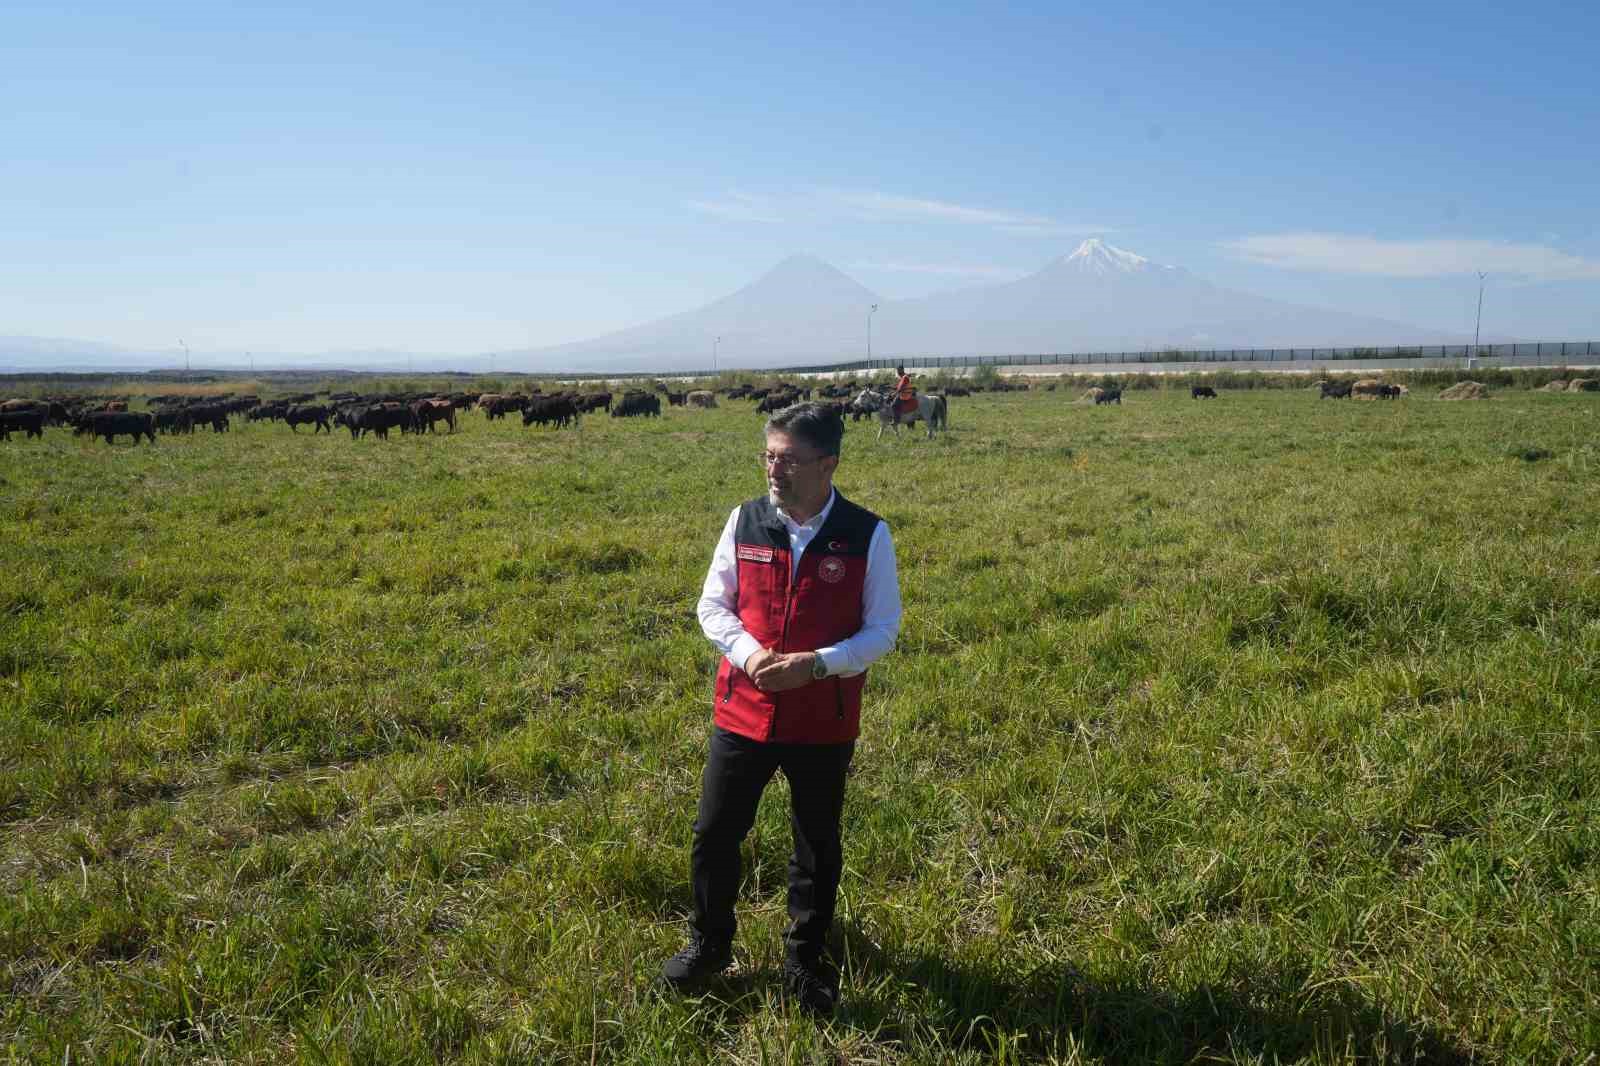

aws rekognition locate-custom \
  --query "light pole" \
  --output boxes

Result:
[1472,272,1487,366]
[867,304,878,363]
[713,335,721,373]
[180,339,189,373]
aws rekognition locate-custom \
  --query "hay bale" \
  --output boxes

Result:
[1569,378,1599,392]
[1352,378,1385,399]
[1439,381,1491,400]
[1540,380,1571,393]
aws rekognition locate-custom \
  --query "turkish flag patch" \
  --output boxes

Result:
[737,544,776,563]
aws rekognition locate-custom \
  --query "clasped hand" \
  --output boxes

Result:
[745,648,816,693]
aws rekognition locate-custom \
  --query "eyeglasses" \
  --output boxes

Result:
[760,450,827,472]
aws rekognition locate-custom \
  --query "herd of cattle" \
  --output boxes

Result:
[0,378,936,445]
[0,374,1451,445]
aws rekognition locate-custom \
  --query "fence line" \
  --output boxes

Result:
[759,340,1600,376]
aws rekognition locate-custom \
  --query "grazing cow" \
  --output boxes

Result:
[410,398,457,433]
[285,404,333,433]
[756,390,800,414]
[248,401,290,422]
[1352,379,1387,400]
[1318,381,1353,400]
[523,396,579,429]
[485,395,528,420]
[1191,385,1218,399]
[362,404,413,439]
[74,411,156,444]
[578,392,612,414]
[0,408,47,440]
[666,391,687,407]
[185,403,230,432]
[1378,384,1403,399]
[611,391,661,418]
[687,390,717,408]
[153,407,191,434]
[1095,387,1123,405]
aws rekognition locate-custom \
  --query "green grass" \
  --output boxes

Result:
[2,386,1597,1064]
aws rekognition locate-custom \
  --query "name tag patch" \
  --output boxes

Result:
[737,544,776,563]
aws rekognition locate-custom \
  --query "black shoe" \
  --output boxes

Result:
[660,937,732,991]
[782,956,839,1017]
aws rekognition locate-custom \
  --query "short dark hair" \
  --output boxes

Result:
[765,401,844,457]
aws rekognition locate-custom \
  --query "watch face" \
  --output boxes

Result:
[812,657,827,679]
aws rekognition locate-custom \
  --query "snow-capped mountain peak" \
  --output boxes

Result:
[1063,237,1152,274]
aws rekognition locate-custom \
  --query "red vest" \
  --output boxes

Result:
[713,493,881,744]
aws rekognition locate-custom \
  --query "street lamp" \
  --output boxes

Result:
[867,304,878,363]
[713,335,721,373]
[1472,272,1487,366]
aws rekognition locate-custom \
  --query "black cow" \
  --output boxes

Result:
[611,392,661,418]
[361,404,412,439]
[75,411,156,444]
[523,396,579,429]
[1319,381,1353,400]
[485,395,529,420]
[577,392,612,414]
[1191,386,1218,399]
[1095,388,1123,405]
[757,390,800,414]
[185,403,231,432]
[666,391,687,407]
[285,404,332,433]
[0,408,47,440]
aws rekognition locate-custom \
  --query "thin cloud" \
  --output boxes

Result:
[851,260,1027,281]
[830,190,1054,228]
[1224,232,1600,282]
[688,185,1108,236]
[686,192,783,224]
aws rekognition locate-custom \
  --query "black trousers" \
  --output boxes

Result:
[690,726,855,964]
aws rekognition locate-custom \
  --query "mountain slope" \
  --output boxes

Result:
[510,240,1462,371]
[509,255,883,371]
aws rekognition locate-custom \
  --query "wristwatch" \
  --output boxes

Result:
[810,653,828,680]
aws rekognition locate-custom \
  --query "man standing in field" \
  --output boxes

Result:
[662,402,902,1016]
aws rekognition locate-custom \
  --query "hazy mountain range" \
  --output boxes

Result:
[4,240,1480,373]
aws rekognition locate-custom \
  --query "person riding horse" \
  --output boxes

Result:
[894,366,916,417]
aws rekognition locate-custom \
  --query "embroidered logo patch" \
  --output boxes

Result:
[737,544,775,563]
[818,556,847,584]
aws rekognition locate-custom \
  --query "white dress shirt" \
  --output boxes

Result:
[697,488,901,678]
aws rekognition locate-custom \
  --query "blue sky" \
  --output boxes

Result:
[4,0,1597,356]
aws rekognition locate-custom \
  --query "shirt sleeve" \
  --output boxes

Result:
[696,506,765,673]
[813,520,901,678]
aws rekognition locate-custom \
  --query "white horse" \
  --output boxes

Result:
[873,391,948,440]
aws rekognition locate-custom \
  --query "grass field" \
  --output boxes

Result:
[2,385,1597,1064]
